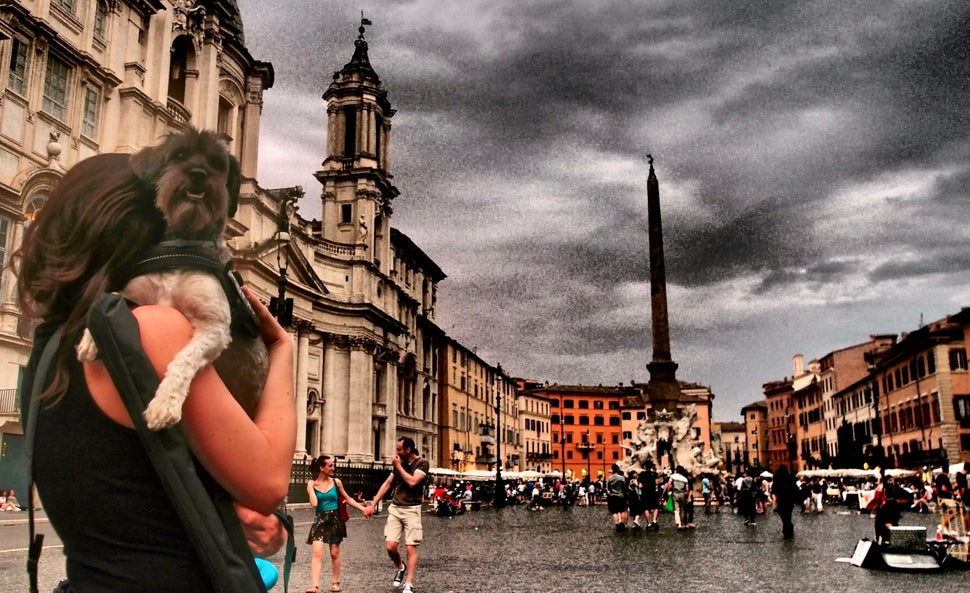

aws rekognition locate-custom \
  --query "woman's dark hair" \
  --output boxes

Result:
[310,455,331,478]
[13,152,164,402]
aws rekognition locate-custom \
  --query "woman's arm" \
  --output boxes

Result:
[335,478,369,514]
[85,289,296,514]
[307,481,318,507]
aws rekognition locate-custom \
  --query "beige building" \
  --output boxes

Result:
[0,0,273,491]
[438,338,519,473]
[516,380,552,473]
[0,2,453,498]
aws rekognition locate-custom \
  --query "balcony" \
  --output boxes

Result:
[0,389,19,415]
[166,98,190,124]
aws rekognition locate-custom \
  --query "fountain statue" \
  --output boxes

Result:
[622,404,720,475]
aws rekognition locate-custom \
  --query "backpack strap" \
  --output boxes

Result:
[274,509,297,593]
[23,326,63,593]
[85,293,267,593]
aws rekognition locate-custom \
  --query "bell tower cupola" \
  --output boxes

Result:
[316,14,398,266]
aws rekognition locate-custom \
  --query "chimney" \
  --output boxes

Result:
[792,354,804,377]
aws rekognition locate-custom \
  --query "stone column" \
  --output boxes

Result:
[293,320,314,459]
[347,337,374,461]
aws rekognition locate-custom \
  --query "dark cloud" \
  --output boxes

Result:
[236,0,970,417]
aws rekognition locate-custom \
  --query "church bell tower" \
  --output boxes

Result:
[315,16,399,269]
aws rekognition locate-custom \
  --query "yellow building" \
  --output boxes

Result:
[438,338,519,473]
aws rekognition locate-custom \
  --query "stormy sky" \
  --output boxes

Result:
[234,0,970,419]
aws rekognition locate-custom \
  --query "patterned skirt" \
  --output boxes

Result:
[306,510,347,545]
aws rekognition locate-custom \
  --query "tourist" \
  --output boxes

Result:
[872,479,910,545]
[606,464,628,531]
[305,455,371,593]
[910,480,933,513]
[711,475,723,514]
[638,460,661,530]
[770,465,797,540]
[15,163,296,592]
[369,437,429,593]
[738,469,757,526]
[1,489,21,512]
[663,465,691,530]
[810,478,824,513]
[701,474,712,514]
[626,470,643,529]
[683,472,697,528]
[935,469,956,533]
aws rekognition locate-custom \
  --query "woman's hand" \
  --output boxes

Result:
[242,286,290,355]
[235,503,286,557]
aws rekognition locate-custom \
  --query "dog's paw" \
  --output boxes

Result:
[143,390,186,430]
[75,329,99,361]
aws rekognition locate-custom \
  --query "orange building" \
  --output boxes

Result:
[528,384,627,481]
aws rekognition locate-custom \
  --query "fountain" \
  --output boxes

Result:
[620,156,719,476]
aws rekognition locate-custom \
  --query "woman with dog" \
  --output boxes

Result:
[305,455,371,593]
[15,147,296,591]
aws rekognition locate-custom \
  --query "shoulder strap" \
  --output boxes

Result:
[86,293,267,593]
[24,326,63,593]
[274,509,296,592]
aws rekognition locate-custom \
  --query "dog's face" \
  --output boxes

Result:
[129,128,241,240]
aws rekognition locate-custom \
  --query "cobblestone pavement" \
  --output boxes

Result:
[0,503,958,592]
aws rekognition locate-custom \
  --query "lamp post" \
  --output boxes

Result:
[578,430,595,482]
[868,356,883,465]
[270,188,300,327]
[493,365,506,508]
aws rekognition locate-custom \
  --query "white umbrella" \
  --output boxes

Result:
[760,471,773,478]
[429,467,459,476]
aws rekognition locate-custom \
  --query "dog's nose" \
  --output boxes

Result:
[188,167,208,187]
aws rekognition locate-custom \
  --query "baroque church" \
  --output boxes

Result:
[0,0,455,494]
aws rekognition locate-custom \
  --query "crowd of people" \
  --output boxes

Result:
[423,461,970,544]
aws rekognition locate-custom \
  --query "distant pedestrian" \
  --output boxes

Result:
[663,465,691,530]
[626,470,643,529]
[638,460,660,530]
[606,464,628,531]
[770,465,797,540]
[701,475,712,514]
[738,469,757,526]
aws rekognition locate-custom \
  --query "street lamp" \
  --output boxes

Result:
[578,430,595,482]
[493,365,506,508]
[868,355,883,465]
[269,187,301,327]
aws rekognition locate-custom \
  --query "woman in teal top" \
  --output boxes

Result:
[306,455,371,593]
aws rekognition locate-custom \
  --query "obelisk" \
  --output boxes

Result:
[645,155,681,415]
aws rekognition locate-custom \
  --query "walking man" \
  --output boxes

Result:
[606,464,628,531]
[370,437,429,592]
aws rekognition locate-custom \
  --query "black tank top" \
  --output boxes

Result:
[26,322,211,592]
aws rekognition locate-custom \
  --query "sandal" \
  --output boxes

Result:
[330,584,341,592]
[305,587,318,593]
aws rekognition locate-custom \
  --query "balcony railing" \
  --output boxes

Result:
[0,388,20,415]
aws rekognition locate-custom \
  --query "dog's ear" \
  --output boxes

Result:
[129,144,167,186]
[227,154,241,218]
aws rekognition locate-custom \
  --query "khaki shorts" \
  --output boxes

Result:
[384,504,423,546]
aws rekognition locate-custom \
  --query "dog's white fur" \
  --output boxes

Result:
[75,129,261,430]
[76,267,233,429]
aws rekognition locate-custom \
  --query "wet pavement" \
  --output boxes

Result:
[0,503,961,592]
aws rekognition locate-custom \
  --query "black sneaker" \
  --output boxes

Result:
[392,566,406,587]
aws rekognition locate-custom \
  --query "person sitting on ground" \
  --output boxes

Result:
[910,481,933,513]
[1,489,21,512]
